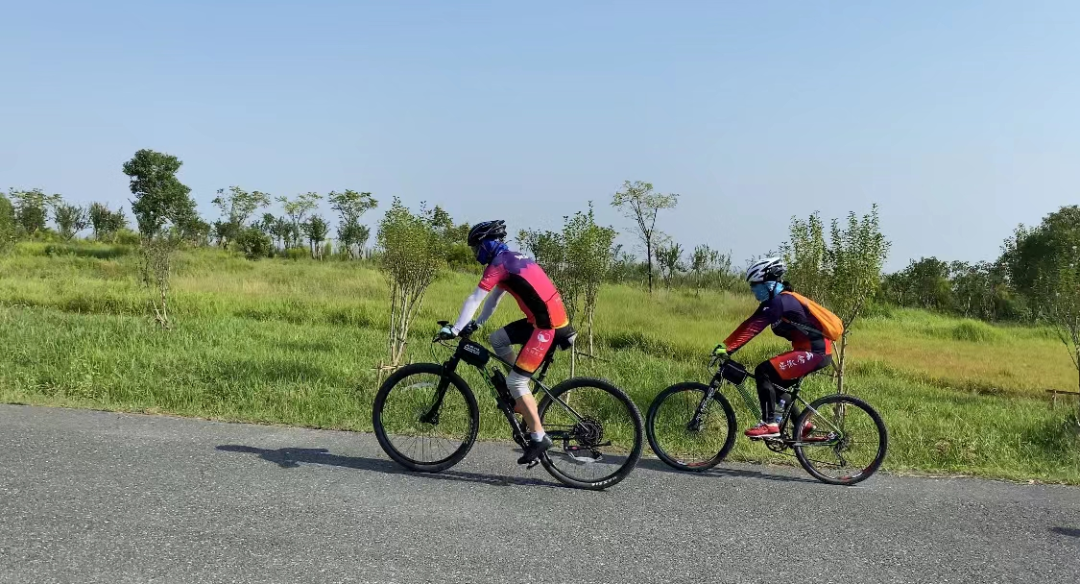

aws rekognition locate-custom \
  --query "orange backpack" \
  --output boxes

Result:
[781,291,844,342]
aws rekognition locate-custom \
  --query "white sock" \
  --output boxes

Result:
[530,431,546,441]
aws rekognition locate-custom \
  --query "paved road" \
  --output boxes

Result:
[1,405,1078,584]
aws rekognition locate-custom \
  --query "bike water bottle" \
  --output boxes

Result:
[775,394,787,424]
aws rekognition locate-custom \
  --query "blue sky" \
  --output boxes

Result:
[3,0,1079,270]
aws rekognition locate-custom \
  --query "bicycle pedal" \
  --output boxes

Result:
[525,460,539,470]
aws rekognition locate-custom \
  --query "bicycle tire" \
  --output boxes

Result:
[793,394,887,486]
[536,377,644,491]
[372,362,479,473]
[646,382,737,472]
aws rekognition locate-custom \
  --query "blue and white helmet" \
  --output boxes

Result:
[745,257,786,284]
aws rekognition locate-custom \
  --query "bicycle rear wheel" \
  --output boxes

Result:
[372,363,479,473]
[537,377,643,490]
[793,394,887,485]
[646,382,737,472]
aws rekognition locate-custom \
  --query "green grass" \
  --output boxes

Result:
[1,241,1078,483]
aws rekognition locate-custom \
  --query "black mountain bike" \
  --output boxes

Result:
[646,353,887,485]
[372,321,644,490]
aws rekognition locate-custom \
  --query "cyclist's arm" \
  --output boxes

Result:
[452,287,489,334]
[475,287,505,326]
[723,301,782,353]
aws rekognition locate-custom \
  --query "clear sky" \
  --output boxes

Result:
[3,0,1078,270]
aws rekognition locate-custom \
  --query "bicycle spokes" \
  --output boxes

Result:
[796,400,881,481]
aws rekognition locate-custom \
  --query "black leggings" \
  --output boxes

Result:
[754,357,831,422]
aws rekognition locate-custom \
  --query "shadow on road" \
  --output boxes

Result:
[635,457,819,484]
[216,444,564,489]
[1051,527,1080,538]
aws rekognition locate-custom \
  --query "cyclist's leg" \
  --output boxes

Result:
[507,325,556,435]
[753,361,780,423]
[768,350,831,421]
[489,319,533,365]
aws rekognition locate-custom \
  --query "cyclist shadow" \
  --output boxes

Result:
[215,444,566,489]
[1051,527,1080,538]
[635,457,819,485]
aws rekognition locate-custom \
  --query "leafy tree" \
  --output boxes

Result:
[562,202,617,357]
[656,240,686,287]
[0,194,16,252]
[377,198,445,368]
[611,180,679,293]
[338,222,371,258]
[785,205,890,394]
[329,189,378,259]
[825,205,891,394]
[122,149,197,238]
[1046,244,1080,412]
[883,257,952,311]
[211,186,271,249]
[1002,205,1080,319]
[121,149,198,327]
[276,192,321,249]
[689,244,738,294]
[54,204,89,240]
[303,215,330,259]
[782,212,829,302]
[89,203,128,241]
[235,226,273,260]
[8,188,61,236]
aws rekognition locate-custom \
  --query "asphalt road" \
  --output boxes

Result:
[1,404,1078,584]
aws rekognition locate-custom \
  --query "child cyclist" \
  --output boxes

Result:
[437,220,576,464]
[712,257,835,438]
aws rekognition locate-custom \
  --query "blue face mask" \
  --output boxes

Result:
[474,240,508,264]
[752,281,784,301]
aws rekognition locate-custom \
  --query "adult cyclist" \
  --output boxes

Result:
[438,220,576,464]
[713,257,833,438]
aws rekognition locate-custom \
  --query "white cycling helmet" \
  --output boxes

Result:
[745,257,786,284]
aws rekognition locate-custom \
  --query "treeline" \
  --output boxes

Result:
[879,205,1080,325]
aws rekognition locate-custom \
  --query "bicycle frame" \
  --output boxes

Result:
[423,329,593,449]
[688,355,845,448]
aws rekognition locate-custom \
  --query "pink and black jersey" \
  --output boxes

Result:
[478,250,569,330]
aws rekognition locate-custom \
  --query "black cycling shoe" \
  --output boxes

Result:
[517,435,553,465]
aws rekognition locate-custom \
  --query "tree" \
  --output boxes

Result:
[825,205,891,394]
[0,194,16,252]
[1002,205,1080,319]
[377,198,445,369]
[338,222,371,258]
[329,190,378,259]
[303,215,330,259]
[8,188,60,236]
[784,205,890,394]
[277,192,321,249]
[54,203,89,241]
[656,240,686,287]
[121,149,198,327]
[235,226,273,260]
[782,212,829,302]
[611,180,679,293]
[89,203,127,242]
[562,202,617,358]
[210,186,271,249]
[689,245,738,294]
[1046,244,1080,415]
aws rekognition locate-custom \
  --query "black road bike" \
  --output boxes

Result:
[372,321,644,490]
[645,353,888,485]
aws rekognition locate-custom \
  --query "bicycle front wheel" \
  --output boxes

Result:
[537,377,644,490]
[646,382,737,472]
[372,362,479,473]
[793,394,887,485]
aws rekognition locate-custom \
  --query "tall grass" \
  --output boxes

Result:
[1,241,1078,483]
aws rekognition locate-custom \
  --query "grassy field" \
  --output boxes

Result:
[1,241,1078,483]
